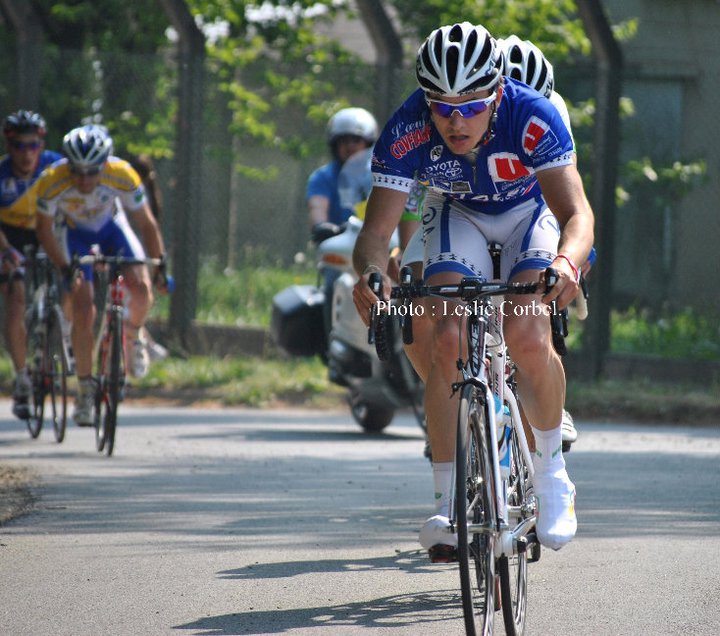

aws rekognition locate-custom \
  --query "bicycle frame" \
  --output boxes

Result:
[451,291,536,556]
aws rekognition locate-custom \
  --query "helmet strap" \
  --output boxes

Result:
[479,103,498,146]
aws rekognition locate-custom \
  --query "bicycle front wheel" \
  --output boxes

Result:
[47,309,68,443]
[96,309,123,456]
[456,384,496,636]
[498,414,531,636]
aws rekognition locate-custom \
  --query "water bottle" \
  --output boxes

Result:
[498,404,512,479]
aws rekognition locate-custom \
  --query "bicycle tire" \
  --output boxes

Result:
[26,310,43,439]
[95,309,122,456]
[456,384,496,636]
[46,309,68,443]
[498,415,530,636]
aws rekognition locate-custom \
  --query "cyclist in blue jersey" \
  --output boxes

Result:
[352,22,594,560]
[0,111,63,420]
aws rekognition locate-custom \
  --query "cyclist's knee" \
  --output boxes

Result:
[430,316,462,366]
[505,314,551,367]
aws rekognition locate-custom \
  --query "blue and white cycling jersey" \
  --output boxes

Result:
[371,77,575,216]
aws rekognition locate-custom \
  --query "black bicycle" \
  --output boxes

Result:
[23,247,70,442]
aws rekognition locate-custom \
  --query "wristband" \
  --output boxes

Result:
[555,254,580,283]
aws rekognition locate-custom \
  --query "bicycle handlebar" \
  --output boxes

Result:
[368,266,569,356]
[76,254,164,267]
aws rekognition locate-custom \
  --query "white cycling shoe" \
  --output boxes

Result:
[419,515,458,563]
[561,409,578,446]
[532,467,577,551]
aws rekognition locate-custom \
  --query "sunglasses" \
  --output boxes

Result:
[426,93,497,118]
[10,140,41,151]
[70,165,102,176]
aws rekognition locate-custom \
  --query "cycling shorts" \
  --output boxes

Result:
[59,212,146,283]
[418,192,560,282]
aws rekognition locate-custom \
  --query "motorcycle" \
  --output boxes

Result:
[271,149,425,434]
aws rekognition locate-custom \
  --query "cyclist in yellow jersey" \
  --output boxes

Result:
[35,125,167,425]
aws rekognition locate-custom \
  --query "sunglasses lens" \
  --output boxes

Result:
[11,141,40,150]
[428,93,495,119]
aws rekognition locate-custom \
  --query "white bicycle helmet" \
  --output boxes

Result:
[416,22,503,96]
[327,107,378,145]
[497,35,554,98]
[62,124,113,171]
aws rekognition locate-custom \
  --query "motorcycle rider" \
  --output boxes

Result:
[306,107,378,342]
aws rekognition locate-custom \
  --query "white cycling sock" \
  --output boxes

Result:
[431,461,454,518]
[530,424,576,550]
[531,425,564,474]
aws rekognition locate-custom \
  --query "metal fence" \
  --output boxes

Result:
[1,35,715,345]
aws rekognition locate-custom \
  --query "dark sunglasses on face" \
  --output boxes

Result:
[70,165,102,176]
[10,140,41,151]
[426,92,497,118]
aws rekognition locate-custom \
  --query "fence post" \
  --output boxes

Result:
[576,0,623,379]
[159,0,206,348]
[0,0,43,108]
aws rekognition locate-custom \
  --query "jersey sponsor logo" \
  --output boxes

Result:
[488,152,531,182]
[390,124,431,159]
[522,116,559,156]
[1,178,18,201]
[430,145,443,162]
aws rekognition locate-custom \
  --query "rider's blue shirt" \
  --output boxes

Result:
[306,160,352,225]
[371,78,575,216]
[0,150,62,229]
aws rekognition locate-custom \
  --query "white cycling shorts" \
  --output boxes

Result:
[405,192,560,282]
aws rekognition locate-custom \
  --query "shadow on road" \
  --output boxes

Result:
[177,550,461,635]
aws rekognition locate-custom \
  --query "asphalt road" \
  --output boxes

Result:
[1,400,719,636]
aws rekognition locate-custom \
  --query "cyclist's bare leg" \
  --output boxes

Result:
[122,264,153,332]
[71,280,97,378]
[3,281,27,371]
[422,271,467,464]
[504,268,576,549]
[503,269,565,432]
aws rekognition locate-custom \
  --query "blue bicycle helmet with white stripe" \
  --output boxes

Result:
[62,125,113,172]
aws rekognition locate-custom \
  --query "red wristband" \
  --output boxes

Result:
[555,254,580,283]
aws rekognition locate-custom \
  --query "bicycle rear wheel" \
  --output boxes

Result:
[26,311,44,439]
[456,384,496,636]
[47,309,68,443]
[498,418,531,636]
[95,309,123,456]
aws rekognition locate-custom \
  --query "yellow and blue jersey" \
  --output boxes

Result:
[0,150,62,229]
[36,156,147,232]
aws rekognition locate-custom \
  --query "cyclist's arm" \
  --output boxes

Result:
[307,194,331,227]
[536,164,594,308]
[36,212,69,271]
[127,202,165,260]
[352,186,407,323]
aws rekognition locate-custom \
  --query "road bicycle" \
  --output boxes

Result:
[75,253,164,457]
[22,247,71,442]
[368,254,568,636]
